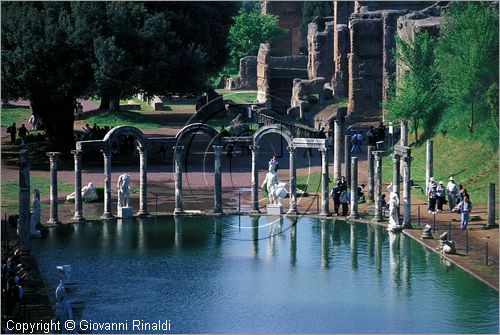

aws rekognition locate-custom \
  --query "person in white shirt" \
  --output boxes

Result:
[447,177,457,212]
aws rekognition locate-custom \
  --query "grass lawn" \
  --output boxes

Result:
[216,89,257,104]
[297,171,334,194]
[80,109,162,129]
[1,176,75,213]
[382,134,498,205]
[1,107,31,127]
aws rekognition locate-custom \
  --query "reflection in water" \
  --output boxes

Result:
[251,216,259,258]
[31,216,498,334]
[389,231,401,290]
[174,216,183,249]
[350,222,358,270]
[289,218,297,266]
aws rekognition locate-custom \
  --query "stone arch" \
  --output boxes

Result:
[102,126,147,151]
[253,124,294,148]
[175,123,220,145]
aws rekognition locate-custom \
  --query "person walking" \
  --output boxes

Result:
[455,195,472,230]
[426,177,437,214]
[446,177,457,212]
[6,123,17,144]
[436,181,446,212]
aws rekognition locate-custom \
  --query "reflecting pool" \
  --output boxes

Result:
[31,216,499,334]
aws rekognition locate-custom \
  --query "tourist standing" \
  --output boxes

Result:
[455,195,472,230]
[436,181,446,212]
[426,177,437,214]
[330,183,341,216]
[17,124,29,144]
[340,188,349,216]
[366,126,375,147]
[6,123,17,144]
[446,177,457,212]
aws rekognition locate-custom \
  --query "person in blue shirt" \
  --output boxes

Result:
[455,195,472,230]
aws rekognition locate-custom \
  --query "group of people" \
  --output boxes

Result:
[330,177,365,216]
[1,246,28,319]
[426,176,472,229]
[6,123,29,145]
[73,101,84,118]
[81,123,110,141]
[366,122,386,147]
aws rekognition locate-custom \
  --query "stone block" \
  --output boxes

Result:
[267,204,283,216]
[117,206,133,219]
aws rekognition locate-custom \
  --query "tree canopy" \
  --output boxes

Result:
[226,6,287,71]
[384,1,499,149]
[1,1,238,147]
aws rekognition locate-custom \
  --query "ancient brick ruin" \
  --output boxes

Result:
[307,16,334,81]
[225,56,257,91]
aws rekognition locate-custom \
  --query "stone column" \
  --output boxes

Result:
[287,146,297,214]
[213,145,223,214]
[348,156,359,219]
[402,151,413,229]
[400,120,408,146]
[46,152,61,224]
[333,119,342,182]
[486,183,497,228]
[344,134,351,187]
[372,151,384,222]
[18,150,30,251]
[173,145,184,215]
[250,144,260,213]
[320,147,330,216]
[137,146,148,216]
[425,140,433,185]
[367,145,375,202]
[101,149,113,219]
[392,153,401,221]
[71,150,84,221]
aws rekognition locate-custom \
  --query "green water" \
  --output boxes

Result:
[31,216,498,333]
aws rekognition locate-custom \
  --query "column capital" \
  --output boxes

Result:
[250,144,260,152]
[213,145,223,152]
[286,146,295,154]
[319,146,328,154]
[392,153,401,162]
[71,149,83,157]
[100,149,112,157]
[46,152,61,159]
[372,150,384,160]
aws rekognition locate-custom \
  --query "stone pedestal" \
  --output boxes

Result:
[267,204,283,215]
[117,206,133,219]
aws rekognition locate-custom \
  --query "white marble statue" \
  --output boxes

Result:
[387,184,401,231]
[30,189,41,237]
[261,163,289,205]
[54,265,76,333]
[117,174,131,208]
[66,182,98,202]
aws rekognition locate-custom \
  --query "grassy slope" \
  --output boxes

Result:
[80,109,162,129]
[381,134,498,205]
[1,107,32,127]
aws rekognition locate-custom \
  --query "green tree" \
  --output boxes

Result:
[1,2,237,147]
[435,1,499,148]
[226,7,287,70]
[384,32,439,143]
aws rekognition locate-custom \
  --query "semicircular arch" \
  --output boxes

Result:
[175,123,220,145]
[253,124,294,148]
[102,126,147,151]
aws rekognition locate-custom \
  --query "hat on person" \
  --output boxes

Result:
[439,181,443,185]
[449,177,454,181]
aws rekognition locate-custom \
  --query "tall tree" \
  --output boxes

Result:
[1,2,238,147]
[384,31,439,142]
[435,1,499,147]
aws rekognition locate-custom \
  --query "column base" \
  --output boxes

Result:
[46,218,61,225]
[372,216,384,222]
[101,213,114,220]
[72,215,85,222]
[212,208,223,214]
[174,209,184,216]
[485,223,498,229]
[319,212,330,217]
[402,223,413,229]
[137,211,150,217]
[348,213,359,220]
